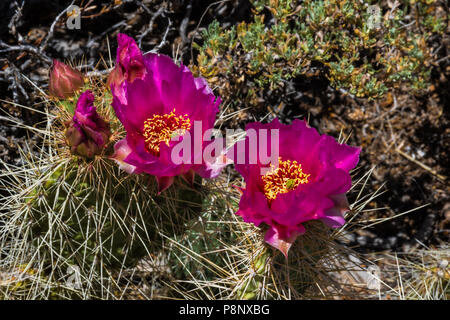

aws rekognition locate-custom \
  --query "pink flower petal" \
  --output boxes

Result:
[321,193,349,228]
[110,139,139,174]
[264,225,304,258]
[156,176,175,194]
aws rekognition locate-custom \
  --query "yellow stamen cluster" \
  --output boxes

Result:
[262,157,310,201]
[142,109,191,156]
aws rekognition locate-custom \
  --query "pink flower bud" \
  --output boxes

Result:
[65,91,111,158]
[107,34,146,101]
[49,59,84,99]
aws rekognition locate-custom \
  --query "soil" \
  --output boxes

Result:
[0,0,449,254]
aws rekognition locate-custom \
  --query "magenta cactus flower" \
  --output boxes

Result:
[65,90,111,158]
[107,33,146,102]
[230,119,360,256]
[49,59,84,99]
[110,34,224,192]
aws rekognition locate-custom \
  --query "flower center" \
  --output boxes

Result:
[142,109,191,156]
[262,157,310,200]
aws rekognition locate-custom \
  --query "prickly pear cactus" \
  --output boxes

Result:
[5,155,204,298]
[162,185,344,300]
[0,56,371,300]
[0,85,205,298]
[30,163,143,270]
[233,221,335,299]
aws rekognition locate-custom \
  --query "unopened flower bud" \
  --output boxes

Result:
[49,59,84,99]
[65,91,111,158]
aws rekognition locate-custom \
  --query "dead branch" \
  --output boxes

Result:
[0,41,52,65]
[137,6,166,48]
[39,0,76,53]
[153,17,172,52]
[179,0,193,45]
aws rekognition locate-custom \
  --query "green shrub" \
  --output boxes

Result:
[193,0,446,110]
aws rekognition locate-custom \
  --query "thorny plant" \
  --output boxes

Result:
[0,0,447,301]
[382,244,449,300]
[0,66,390,299]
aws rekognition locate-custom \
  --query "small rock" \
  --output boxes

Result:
[356,236,367,246]
[387,236,397,247]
